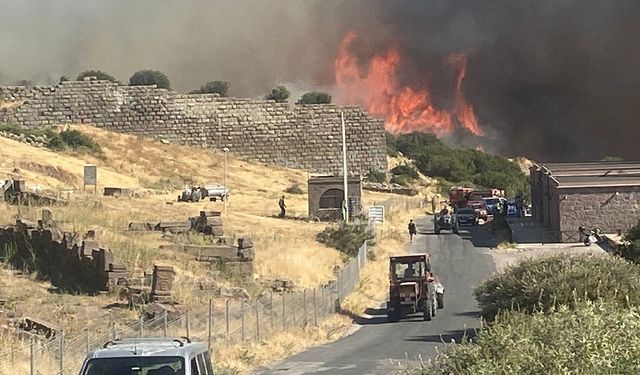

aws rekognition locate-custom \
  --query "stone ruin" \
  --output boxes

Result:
[0,209,129,293]
[2,178,67,206]
[128,210,224,236]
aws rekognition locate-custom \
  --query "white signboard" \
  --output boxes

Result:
[368,205,385,224]
[84,165,97,186]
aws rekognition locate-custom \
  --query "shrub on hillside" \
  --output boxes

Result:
[192,81,230,96]
[316,222,374,257]
[414,302,640,375]
[473,254,640,321]
[297,92,331,104]
[366,169,386,183]
[391,164,419,179]
[385,131,398,156]
[395,132,529,199]
[613,219,640,264]
[265,85,290,103]
[284,184,304,195]
[59,130,104,157]
[77,70,117,82]
[129,70,171,89]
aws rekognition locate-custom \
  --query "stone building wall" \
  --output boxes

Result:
[0,79,387,175]
[555,186,640,242]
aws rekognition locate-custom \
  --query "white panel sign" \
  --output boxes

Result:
[368,205,385,224]
[84,165,97,186]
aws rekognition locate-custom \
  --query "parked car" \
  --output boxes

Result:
[456,208,478,226]
[78,337,213,375]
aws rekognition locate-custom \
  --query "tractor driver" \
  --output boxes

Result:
[404,263,416,278]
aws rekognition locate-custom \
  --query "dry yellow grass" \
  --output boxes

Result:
[214,314,352,374]
[0,126,436,373]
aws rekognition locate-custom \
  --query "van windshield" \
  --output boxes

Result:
[83,357,185,375]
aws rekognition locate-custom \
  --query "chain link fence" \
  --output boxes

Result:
[0,242,369,374]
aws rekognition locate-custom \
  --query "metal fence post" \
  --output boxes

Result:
[86,331,90,355]
[163,310,168,337]
[59,331,65,375]
[292,293,297,327]
[255,300,260,341]
[225,300,230,341]
[241,300,245,342]
[337,273,342,305]
[270,292,274,331]
[313,288,318,326]
[139,316,144,338]
[30,336,35,375]
[185,311,191,338]
[321,287,326,316]
[303,290,308,326]
[282,293,286,329]
[208,299,213,351]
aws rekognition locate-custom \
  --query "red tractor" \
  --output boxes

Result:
[386,253,444,322]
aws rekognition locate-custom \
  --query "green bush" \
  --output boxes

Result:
[59,129,104,158]
[366,169,386,183]
[614,219,640,264]
[385,131,398,156]
[415,302,640,375]
[390,174,410,186]
[77,70,117,82]
[284,184,304,195]
[391,164,419,179]
[297,91,331,104]
[474,254,640,321]
[129,70,171,89]
[265,85,290,103]
[316,222,374,257]
[395,132,529,199]
[193,81,230,96]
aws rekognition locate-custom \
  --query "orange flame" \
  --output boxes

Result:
[334,31,483,136]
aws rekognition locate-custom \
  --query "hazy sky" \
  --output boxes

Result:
[2,0,639,161]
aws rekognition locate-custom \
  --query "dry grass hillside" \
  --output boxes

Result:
[0,126,354,336]
[0,126,434,374]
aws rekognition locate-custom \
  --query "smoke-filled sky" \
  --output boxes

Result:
[1,0,639,162]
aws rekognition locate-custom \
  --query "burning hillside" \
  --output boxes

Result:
[334,31,482,137]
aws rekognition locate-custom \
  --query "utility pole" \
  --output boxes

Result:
[341,112,349,223]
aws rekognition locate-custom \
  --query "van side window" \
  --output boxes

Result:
[191,357,200,375]
[203,352,214,375]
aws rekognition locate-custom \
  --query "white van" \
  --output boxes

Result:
[78,337,214,375]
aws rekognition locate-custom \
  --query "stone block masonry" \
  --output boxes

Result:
[0,79,387,175]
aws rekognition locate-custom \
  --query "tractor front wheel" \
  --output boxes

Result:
[437,293,445,309]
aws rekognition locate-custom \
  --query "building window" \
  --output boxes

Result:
[319,188,344,209]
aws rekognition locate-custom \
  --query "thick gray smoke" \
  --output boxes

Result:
[1,0,639,162]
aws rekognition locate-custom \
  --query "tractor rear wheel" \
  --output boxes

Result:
[423,301,432,321]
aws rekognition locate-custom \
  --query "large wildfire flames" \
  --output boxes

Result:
[334,31,483,137]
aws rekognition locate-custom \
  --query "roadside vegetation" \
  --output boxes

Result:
[316,221,375,258]
[613,219,640,263]
[387,132,529,198]
[405,252,640,374]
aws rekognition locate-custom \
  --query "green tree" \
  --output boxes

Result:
[194,81,230,96]
[128,70,171,89]
[297,91,331,104]
[77,70,117,82]
[265,85,291,103]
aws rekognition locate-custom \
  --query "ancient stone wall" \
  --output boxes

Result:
[556,186,640,242]
[0,79,387,174]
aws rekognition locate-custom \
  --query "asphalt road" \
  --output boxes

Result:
[255,217,497,375]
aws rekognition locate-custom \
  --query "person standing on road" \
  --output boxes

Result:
[278,195,286,218]
[408,219,417,243]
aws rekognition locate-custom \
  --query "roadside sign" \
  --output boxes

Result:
[368,205,385,224]
[84,165,97,193]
